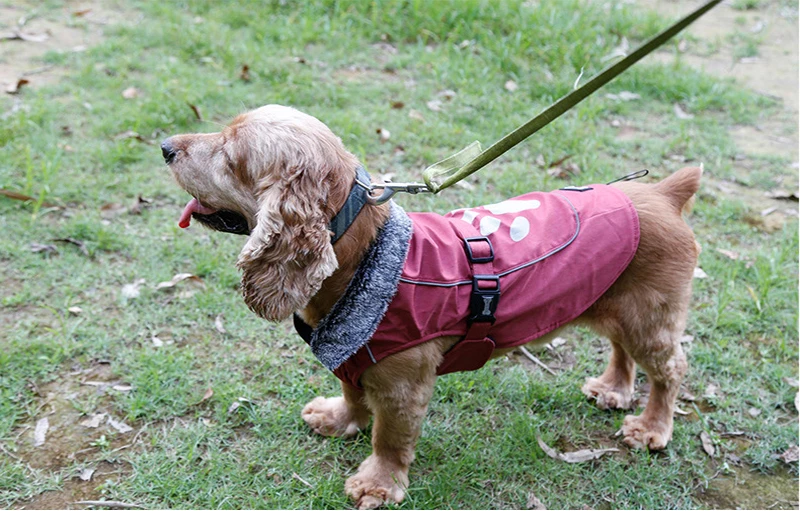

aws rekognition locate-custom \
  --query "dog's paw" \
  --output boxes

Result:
[581,377,634,410]
[301,396,368,438]
[345,455,408,509]
[621,414,671,450]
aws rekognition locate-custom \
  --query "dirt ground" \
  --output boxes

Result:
[1,0,797,509]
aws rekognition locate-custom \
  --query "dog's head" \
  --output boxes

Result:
[162,105,358,321]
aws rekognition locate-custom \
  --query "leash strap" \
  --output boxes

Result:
[422,0,723,193]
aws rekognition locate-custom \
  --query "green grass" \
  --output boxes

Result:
[0,0,797,509]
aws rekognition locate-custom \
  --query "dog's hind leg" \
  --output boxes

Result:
[301,382,372,438]
[582,339,636,410]
[620,326,688,450]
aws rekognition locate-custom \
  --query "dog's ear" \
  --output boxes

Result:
[236,164,338,321]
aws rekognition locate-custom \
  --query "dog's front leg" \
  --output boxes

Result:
[302,381,372,437]
[344,342,443,509]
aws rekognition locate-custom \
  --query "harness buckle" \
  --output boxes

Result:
[464,236,494,264]
[469,275,500,324]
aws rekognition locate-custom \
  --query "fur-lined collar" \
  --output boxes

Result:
[294,202,413,370]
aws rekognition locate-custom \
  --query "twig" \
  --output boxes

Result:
[74,501,143,509]
[518,347,557,376]
[292,472,314,488]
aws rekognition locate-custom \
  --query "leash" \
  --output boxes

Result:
[366,0,722,204]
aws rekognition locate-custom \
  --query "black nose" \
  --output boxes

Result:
[161,140,177,165]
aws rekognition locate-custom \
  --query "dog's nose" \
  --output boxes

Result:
[161,139,177,165]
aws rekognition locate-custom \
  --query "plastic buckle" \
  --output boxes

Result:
[469,275,500,324]
[464,237,494,264]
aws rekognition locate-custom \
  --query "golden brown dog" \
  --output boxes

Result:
[162,104,701,509]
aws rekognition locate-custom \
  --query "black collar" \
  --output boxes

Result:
[329,167,371,244]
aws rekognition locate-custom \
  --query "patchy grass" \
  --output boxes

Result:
[0,0,797,509]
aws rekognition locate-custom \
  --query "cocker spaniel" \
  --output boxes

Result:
[162,105,701,509]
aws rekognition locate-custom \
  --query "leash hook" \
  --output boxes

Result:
[360,180,432,205]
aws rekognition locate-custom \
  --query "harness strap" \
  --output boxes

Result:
[462,235,500,341]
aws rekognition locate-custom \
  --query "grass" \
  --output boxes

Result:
[0,0,797,509]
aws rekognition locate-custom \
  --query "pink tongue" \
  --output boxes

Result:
[178,198,218,228]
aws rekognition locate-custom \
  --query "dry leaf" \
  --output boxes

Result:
[391,101,404,109]
[408,109,425,122]
[113,130,148,143]
[715,248,739,260]
[426,100,443,112]
[214,314,227,334]
[121,279,145,300]
[6,78,30,94]
[747,407,761,417]
[227,401,241,414]
[704,383,718,398]
[240,64,251,81]
[693,267,708,279]
[437,89,456,101]
[100,202,127,218]
[674,406,690,416]
[112,385,132,392]
[79,468,95,481]
[536,436,618,463]
[376,128,391,142]
[53,237,89,256]
[779,445,798,464]
[121,87,140,99]
[1,188,37,202]
[34,418,49,447]
[201,388,214,402]
[700,431,715,457]
[504,80,518,92]
[31,243,58,255]
[673,103,694,120]
[783,377,798,387]
[107,416,133,434]
[550,337,566,348]
[156,273,205,290]
[188,103,203,121]
[526,492,547,510]
[128,196,152,215]
[68,306,83,316]
[151,336,164,348]
[73,9,92,17]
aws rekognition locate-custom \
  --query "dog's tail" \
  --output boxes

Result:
[654,164,703,215]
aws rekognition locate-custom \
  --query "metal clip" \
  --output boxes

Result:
[359,180,432,205]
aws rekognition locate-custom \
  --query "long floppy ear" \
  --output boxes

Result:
[236,164,338,321]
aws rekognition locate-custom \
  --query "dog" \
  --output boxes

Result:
[162,104,701,509]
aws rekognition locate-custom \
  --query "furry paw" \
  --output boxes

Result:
[301,396,368,438]
[345,455,408,509]
[622,414,672,450]
[581,377,634,410]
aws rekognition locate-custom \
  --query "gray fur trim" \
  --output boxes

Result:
[309,202,412,370]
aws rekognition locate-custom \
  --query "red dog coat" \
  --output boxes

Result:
[298,185,640,388]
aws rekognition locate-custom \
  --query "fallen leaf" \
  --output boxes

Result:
[693,267,708,279]
[31,243,58,255]
[703,383,718,399]
[1,189,37,202]
[214,314,227,334]
[34,417,49,447]
[550,337,566,348]
[113,130,148,143]
[240,64,251,81]
[535,154,546,167]
[112,385,132,392]
[121,87,140,99]
[227,401,241,414]
[674,406,690,416]
[526,492,546,510]
[408,109,425,122]
[156,273,205,290]
[783,377,799,387]
[673,103,694,120]
[53,237,89,256]
[121,279,145,300]
[764,189,799,201]
[151,336,164,347]
[376,128,391,142]
[536,436,618,463]
[128,196,152,215]
[605,91,640,101]
[426,100,443,112]
[504,80,518,92]
[391,101,405,109]
[79,468,95,481]
[188,103,203,121]
[779,446,798,463]
[68,306,83,315]
[437,89,456,101]
[73,9,92,17]
[201,388,214,402]
[700,431,715,457]
[107,416,133,434]
[715,248,739,260]
[747,407,761,417]
[6,78,30,94]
